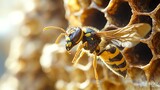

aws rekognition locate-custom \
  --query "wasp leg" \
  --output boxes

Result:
[55,33,66,44]
[72,43,86,63]
[73,51,85,66]
[93,54,102,90]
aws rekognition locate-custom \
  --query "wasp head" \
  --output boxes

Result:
[65,27,84,51]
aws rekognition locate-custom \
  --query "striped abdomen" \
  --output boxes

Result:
[98,44,127,77]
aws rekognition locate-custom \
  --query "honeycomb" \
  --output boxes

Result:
[1,0,160,90]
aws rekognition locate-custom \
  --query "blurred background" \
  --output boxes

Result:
[0,0,68,89]
[0,0,35,76]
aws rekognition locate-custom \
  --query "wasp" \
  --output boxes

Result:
[43,23,151,85]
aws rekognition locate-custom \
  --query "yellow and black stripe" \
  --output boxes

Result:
[98,44,127,77]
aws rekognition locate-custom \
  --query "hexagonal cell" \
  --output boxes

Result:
[70,68,86,83]
[93,0,110,8]
[152,32,160,55]
[154,6,160,28]
[130,0,160,12]
[81,8,107,29]
[148,0,160,12]
[105,1,132,27]
[146,59,160,87]
[128,67,147,86]
[84,83,99,90]
[124,42,153,66]
[67,15,82,26]
[78,0,91,9]
[131,15,152,25]
[48,66,71,82]
[67,0,81,13]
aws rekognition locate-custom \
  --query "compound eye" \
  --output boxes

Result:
[69,27,83,44]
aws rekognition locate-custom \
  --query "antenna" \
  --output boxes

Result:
[43,26,66,33]
[43,26,72,54]
[43,26,67,44]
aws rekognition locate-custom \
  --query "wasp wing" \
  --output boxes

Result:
[96,23,151,48]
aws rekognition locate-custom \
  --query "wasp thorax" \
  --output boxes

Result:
[65,27,84,51]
